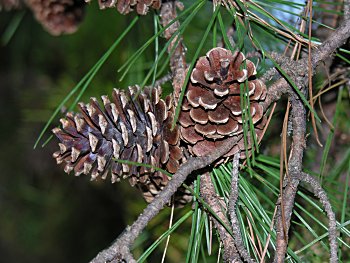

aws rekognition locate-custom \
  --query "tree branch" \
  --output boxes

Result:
[228,153,255,263]
[297,172,338,263]
[160,1,187,104]
[271,13,350,263]
[90,136,242,263]
[345,0,350,20]
[89,8,350,263]
[200,172,242,263]
[261,18,350,113]
[273,97,305,263]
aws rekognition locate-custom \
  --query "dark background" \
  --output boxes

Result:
[0,3,159,262]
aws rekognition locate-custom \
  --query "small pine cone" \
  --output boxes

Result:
[25,0,85,35]
[0,0,22,10]
[52,86,191,205]
[88,0,161,15]
[179,47,267,159]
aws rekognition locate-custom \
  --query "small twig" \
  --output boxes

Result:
[261,18,350,113]
[89,9,350,263]
[154,72,173,87]
[200,171,242,263]
[273,97,306,263]
[160,1,187,105]
[261,78,289,112]
[90,136,242,263]
[296,172,338,263]
[344,0,350,21]
[228,153,255,263]
[272,17,350,263]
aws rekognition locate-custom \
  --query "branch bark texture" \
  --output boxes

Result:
[89,6,350,263]
[160,1,187,104]
[90,136,242,263]
[270,14,350,263]
[228,153,255,263]
[200,172,242,263]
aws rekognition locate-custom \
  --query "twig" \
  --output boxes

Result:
[261,18,350,113]
[297,172,338,263]
[344,0,350,22]
[271,17,350,263]
[90,136,242,263]
[160,1,187,105]
[89,9,350,263]
[200,171,242,263]
[154,72,173,87]
[311,18,350,67]
[228,153,255,263]
[273,97,305,263]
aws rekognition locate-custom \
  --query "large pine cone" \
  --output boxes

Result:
[52,86,191,205]
[26,0,85,35]
[179,47,267,159]
[87,0,161,15]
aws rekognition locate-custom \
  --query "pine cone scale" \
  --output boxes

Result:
[53,85,190,205]
[26,0,85,35]
[179,47,267,160]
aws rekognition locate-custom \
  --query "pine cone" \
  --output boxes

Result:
[179,47,267,159]
[52,86,191,205]
[0,0,22,10]
[26,0,85,35]
[88,0,161,15]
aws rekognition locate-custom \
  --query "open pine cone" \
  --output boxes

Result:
[87,0,161,15]
[52,86,191,205]
[26,0,85,35]
[0,0,22,10]
[179,47,267,160]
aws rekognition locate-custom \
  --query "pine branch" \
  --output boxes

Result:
[88,5,350,263]
[200,172,242,262]
[160,1,187,104]
[90,136,242,263]
[228,153,255,263]
[297,172,338,263]
[270,15,350,263]
[261,18,350,112]
[345,0,350,20]
[274,97,306,263]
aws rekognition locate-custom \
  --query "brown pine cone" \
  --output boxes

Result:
[0,0,22,10]
[25,0,85,35]
[87,0,161,15]
[52,86,191,205]
[179,47,267,160]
